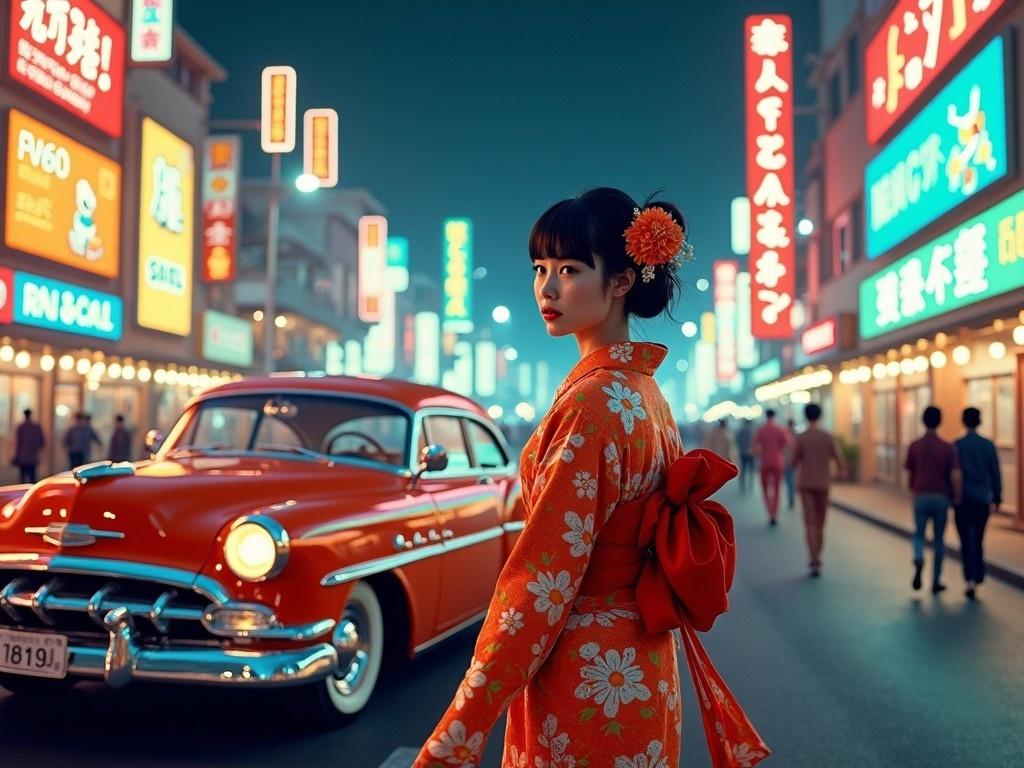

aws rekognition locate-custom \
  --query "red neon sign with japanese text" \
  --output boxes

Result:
[865,0,1007,145]
[801,316,838,356]
[714,260,739,382]
[8,0,126,137]
[745,15,795,340]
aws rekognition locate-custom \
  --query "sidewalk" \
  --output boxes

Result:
[830,482,1024,589]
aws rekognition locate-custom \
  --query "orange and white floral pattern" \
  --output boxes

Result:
[414,343,683,768]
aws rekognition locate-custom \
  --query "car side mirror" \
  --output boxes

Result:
[407,444,448,491]
[145,429,165,457]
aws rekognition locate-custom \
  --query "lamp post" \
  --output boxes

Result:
[212,67,336,375]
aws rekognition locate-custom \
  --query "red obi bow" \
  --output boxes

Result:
[636,449,771,768]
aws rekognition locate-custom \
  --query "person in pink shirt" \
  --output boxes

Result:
[753,409,793,525]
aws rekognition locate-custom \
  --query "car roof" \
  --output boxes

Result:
[195,373,489,418]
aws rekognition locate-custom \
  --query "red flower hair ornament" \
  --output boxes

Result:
[623,206,695,283]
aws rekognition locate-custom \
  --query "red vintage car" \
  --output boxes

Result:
[0,374,524,724]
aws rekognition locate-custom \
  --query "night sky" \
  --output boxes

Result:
[179,0,821,387]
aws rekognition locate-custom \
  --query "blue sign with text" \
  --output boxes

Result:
[13,272,123,340]
[865,37,1008,260]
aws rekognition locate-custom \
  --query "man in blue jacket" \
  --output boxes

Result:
[954,407,1002,600]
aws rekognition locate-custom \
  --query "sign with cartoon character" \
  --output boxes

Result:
[8,0,126,137]
[860,187,1024,339]
[137,117,194,336]
[865,37,1008,260]
[4,109,121,277]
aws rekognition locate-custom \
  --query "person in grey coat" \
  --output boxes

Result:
[64,413,101,469]
[954,407,1002,600]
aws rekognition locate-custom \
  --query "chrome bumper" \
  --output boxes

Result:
[65,638,339,688]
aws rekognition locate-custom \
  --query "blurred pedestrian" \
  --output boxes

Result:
[705,418,737,463]
[753,409,792,526]
[905,406,961,595]
[791,403,845,577]
[736,418,755,494]
[13,408,45,484]
[64,412,101,469]
[783,418,798,509]
[954,407,1002,600]
[108,414,132,463]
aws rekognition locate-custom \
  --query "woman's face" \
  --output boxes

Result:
[533,256,618,337]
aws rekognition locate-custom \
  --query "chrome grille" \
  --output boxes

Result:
[0,570,218,647]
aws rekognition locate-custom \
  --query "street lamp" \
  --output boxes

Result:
[295,173,320,193]
[213,67,338,375]
[492,305,511,324]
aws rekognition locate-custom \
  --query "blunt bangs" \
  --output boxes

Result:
[528,199,597,267]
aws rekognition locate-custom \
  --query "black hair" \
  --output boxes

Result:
[23,408,31,418]
[962,407,981,429]
[718,419,727,427]
[765,408,776,419]
[922,405,942,429]
[804,403,822,422]
[529,187,684,320]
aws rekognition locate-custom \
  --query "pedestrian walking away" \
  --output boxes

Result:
[705,417,737,464]
[413,188,768,768]
[735,418,755,494]
[790,403,845,577]
[783,418,798,510]
[904,406,961,595]
[753,408,792,525]
[64,412,102,470]
[108,415,132,463]
[12,408,45,484]
[954,407,1002,600]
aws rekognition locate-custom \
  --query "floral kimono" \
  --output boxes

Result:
[414,342,768,768]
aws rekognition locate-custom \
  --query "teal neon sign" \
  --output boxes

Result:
[865,37,1008,260]
[860,187,1024,339]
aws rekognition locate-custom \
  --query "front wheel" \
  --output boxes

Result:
[293,580,385,727]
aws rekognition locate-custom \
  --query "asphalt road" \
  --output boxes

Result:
[2,485,1022,768]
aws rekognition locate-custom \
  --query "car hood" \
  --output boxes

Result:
[0,455,410,574]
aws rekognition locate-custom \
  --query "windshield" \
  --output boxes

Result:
[161,394,411,468]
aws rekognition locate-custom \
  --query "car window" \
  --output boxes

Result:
[465,420,507,468]
[424,416,471,471]
[322,415,407,466]
[191,406,258,448]
[167,394,409,468]
[254,416,303,449]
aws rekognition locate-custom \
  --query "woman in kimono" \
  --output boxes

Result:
[414,188,768,768]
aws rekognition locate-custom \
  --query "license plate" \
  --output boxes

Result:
[0,628,68,679]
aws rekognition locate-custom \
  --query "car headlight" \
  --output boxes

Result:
[223,516,290,581]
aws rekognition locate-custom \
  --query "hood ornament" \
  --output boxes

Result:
[73,461,136,485]
[24,522,126,547]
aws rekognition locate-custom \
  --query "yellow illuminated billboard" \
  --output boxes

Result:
[137,117,194,336]
[5,109,121,277]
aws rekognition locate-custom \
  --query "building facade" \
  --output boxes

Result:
[757,0,1023,520]
[0,0,239,481]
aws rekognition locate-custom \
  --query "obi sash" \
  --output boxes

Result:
[578,448,771,768]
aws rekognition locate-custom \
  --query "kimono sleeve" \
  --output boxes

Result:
[413,402,621,767]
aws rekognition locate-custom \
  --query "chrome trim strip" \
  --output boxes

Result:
[320,543,447,587]
[413,610,487,655]
[319,526,505,587]
[0,577,27,621]
[502,520,526,533]
[0,556,230,604]
[61,642,338,688]
[442,527,504,553]
[300,500,437,540]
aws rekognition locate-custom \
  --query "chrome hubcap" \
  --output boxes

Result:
[331,602,371,696]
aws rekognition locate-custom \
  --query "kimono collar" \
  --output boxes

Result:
[557,342,668,397]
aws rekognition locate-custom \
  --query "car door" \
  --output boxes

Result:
[419,413,504,632]
[463,418,524,557]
